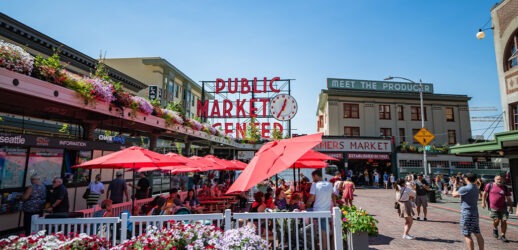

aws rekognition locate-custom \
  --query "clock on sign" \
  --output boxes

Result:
[269,94,298,121]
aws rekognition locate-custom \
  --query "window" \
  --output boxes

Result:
[412,129,420,143]
[410,106,427,121]
[379,105,391,120]
[445,107,455,122]
[380,128,392,136]
[448,130,457,144]
[192,95,196,107]
[397,105,404,120]
[512,104,518,130]
[504,32,517,71]
[318,115,324,129]
[398,128,406,142]
[344,126,360,136]
[343,103,359,118]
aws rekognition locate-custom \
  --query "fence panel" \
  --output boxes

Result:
[230,210,333,250]
[31,215,120,246]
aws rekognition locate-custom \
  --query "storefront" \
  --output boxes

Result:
[0,133,127,232]
[314,136,394,183]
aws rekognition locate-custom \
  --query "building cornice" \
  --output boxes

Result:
[322,89,471,102]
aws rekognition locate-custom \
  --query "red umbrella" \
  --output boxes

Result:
[202,155,229,171]
[227,159,247,170]
[73,146,186,169]
[297,150,338,161]
[292,160,328,169]
[226,133,323,193]
[73,146,188,208]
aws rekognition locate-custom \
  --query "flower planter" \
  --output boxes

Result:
[347,231,369,250]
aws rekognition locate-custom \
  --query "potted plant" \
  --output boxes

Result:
[340,205,378,249]
[0,40,34,75]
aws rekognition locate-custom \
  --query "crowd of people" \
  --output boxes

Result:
[394,172,516,250]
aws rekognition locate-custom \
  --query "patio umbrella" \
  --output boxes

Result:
[292,160,328,169]
[73,146,187,208]
[202,155,230,171]
[226,159,247,171]
[291,150,339,189]
[226,133,323,194]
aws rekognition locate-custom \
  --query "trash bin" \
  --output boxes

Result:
[428,189,436,203]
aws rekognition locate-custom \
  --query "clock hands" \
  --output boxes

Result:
[276,99,287,119]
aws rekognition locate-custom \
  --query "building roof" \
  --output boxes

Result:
[0,13,147,92]
[321,89,471,102]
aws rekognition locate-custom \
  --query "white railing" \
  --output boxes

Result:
[122,213,225,240]
[31,208,344,250]
[31,215,120,246]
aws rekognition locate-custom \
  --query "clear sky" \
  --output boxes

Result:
[1,0,504,139]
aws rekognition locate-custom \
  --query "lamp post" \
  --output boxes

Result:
[384,76,428,177]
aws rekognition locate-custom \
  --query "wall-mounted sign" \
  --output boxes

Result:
[98,134,126,145]
[327,78,434,94]
[148,85,161,100]
[198,77,294,139]
[347,153,390,160]
[314,138,392,153]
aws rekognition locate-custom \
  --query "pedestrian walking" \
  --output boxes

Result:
[395,178,416,240]
[46,177,69,213]
[452,173,484,250]
[107,171,129,204]
[389,173,395,189]
[373,171,380,188]
[86,174,104,208]
[414,174,430,221]
[22,174,46,235]
[342,177,355,206]
[481,175,513,243]
[383,172,389,189]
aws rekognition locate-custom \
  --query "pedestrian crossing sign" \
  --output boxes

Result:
[413,128,435,146]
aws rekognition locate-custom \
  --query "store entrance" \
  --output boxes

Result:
[347,159,392,186]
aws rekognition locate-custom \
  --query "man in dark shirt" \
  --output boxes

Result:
[130,172,150,199]
[413,174,430,221]
[47,177,69,213]
[107,171,129,204]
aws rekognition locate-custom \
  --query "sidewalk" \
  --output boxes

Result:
[352,188,518,250]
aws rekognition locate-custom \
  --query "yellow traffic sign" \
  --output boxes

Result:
[413,128,435,146]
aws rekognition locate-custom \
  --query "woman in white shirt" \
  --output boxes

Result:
[396,178,416,240]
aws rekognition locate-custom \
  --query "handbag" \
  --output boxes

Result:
[82,187,91,199]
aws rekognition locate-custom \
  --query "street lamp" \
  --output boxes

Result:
[384,76,428,177]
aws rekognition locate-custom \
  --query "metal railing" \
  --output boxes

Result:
[32,208,344,249]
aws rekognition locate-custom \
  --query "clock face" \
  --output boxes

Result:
[270,94,298,121]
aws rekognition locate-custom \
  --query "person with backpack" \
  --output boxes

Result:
[481,175,513,243]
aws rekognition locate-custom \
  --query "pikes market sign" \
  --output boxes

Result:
[327,78,434,94]
[314,138,392,153]
[197,77,296,139]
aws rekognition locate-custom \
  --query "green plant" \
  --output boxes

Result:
[340,205,378,237]
[245,117,261,143]
[271,126,283,140]
[167,102,185,118]
[33,50,67,85]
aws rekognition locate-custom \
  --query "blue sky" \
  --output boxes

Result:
[1,0,503,139]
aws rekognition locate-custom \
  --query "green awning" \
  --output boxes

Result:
[450,130,518,156]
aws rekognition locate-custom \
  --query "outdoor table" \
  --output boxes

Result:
[199,200,227,212]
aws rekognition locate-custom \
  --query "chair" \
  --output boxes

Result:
[174,207,191,215]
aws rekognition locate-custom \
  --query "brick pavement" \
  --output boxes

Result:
[352,188,518,250]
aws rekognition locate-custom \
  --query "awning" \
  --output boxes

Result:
[449,130,518,157]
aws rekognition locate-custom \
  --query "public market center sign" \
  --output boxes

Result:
[327,78,434,93]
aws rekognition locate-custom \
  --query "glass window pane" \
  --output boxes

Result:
[26,148,64,186]
[0,147,27,189]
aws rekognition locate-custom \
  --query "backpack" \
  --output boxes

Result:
[485,182,508,210]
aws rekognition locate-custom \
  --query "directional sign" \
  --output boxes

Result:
[413,128,435,146]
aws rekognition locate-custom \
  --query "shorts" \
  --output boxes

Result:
[490,209,509,221]
[319,218,328,231]
[415,195,428,207]
[460,212,480,236]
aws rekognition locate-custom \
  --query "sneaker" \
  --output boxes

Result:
[500,235,509,243]
[493,228,498,238]
[415,217,421,221]
[423,218,427,221]
[402,235,414,240]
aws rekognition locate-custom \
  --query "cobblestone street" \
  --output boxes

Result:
[352,188,518,250]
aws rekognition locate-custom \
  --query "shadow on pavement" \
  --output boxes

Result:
[413,237,462,243]
[368,234,394,245]
[423,219,459,224]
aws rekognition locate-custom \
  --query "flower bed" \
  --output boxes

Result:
[0,222,268,250]
[0,40,235,142]
[0,231,111,249]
